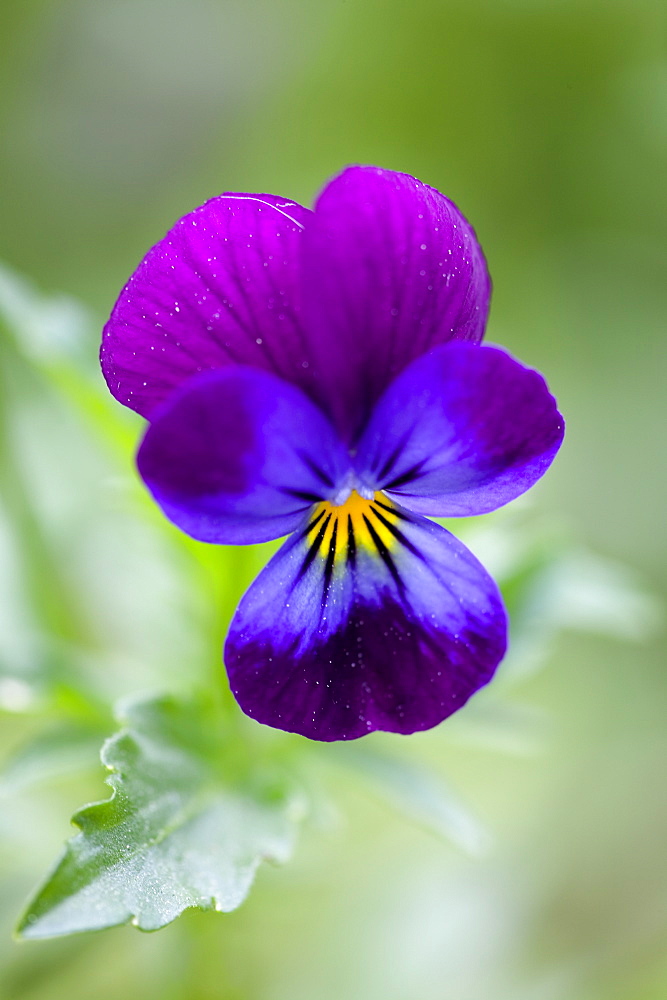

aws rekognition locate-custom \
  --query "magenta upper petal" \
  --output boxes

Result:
[356,342,564,517]
[137,367,351,544]
[299,166,491,441]
[101,193,313,418]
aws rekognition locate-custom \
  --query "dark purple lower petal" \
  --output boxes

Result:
[225,495,506,740]
[137,368,351,544]
[355,342,564,516]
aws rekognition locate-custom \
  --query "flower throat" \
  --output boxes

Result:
[303,491,407,576]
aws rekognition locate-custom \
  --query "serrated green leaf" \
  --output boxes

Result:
[16,696,303,939]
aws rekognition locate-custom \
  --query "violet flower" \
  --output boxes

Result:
[101,166,564,741]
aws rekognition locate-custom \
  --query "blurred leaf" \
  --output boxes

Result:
[444,698,549,756]
[327,744,491,856]
[0,265,214,710]
[0,261,91,366]
[500,547,662,684]
[0,259,139,458]
[0,723,105,795]
[537,550,662,641]
[460,509,661,686]
[16,695,304,939]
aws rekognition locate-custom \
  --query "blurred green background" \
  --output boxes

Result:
[0,0,665,998]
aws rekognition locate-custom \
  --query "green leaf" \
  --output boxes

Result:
[444,698,548,756]
[0,723,106,794]
[327,744,491,856]
[16,695,303,939]
[534,550,662,641]
[0,261,91,366]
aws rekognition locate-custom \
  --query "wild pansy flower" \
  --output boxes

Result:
[101,166,564,741]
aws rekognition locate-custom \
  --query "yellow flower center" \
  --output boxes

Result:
[305,490,401,565]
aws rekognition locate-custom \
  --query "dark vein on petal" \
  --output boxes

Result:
[297,514,331,581]
[375,499,412,522]
[280,487,325,503]
[297,508,326,541]
[322,520,338,602]
[369,506,426,562]
[362,514,404,591]
[376,430,411,481]
[346,514,357,568]
[295,449,334,488]
[384,458,428,490]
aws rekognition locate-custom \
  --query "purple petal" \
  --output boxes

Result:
[355,343,564,517]
[101,193,313,418]
[225,494,506,740]
[137,368,351,544]
[299,166,491,442]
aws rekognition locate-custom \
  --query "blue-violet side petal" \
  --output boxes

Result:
[137,367,351,544]
[356,342,564,516]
